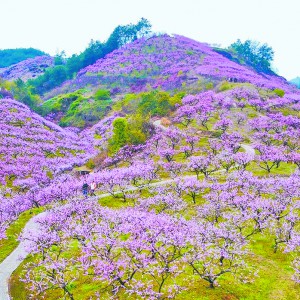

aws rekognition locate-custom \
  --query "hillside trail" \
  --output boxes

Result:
[0,121,255,299]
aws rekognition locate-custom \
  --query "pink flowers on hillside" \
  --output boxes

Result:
[76,34,293,92]
[0,56,54,81]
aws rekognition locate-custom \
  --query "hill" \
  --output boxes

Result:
[39,34,297,130]
[0,55,54,81]
[0,48,46,68]
[0,98,97,187]
[46,34,292,99]
[1,33,300,300]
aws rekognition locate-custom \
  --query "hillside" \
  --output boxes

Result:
[0,48,46,68]
[0,98,98,187]
[39,34,297,132]
[1,33,300,300]
[0,96,117,238]
[0,55,54,81]
[45,34,293,100]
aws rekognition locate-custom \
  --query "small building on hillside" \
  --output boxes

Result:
[74,166,91,177]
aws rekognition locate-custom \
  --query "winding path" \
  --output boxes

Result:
[0,212,47,300]
[0,120,255,299]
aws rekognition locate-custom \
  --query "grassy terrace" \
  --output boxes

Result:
[0,207,44,263]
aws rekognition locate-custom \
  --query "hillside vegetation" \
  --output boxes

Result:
[0,48,46,68]
[0,29,300,300]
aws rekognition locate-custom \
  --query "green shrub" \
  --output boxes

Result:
[60,98,112,127]
[86,159,96,169]
[274,88,285,98]
[40,90,86,116]
[218,81,235,91]
[205,82,214,90]
[94,89,111,101]
[114,90,184,117]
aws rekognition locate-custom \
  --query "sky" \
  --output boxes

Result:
[1,0,299,80]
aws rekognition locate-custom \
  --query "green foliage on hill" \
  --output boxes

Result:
[114,90,184,116]
[40,90,86,115]
[0,48,46,68]
[274,88,285,97]
[108,113,154,155]
[228,39,274,74]
[29,65,68,94]
[108,118,129,154]
[40,89,112,127]
[94,89,111,101]
[0,78,41,109]
[28,18,152,95]
[107,90,184,154]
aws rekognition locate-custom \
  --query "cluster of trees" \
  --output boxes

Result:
[28,18,152,94]
[18,163,300,299]
[0,48,46,68]
[114,90,184,117]
[108,91,184,154]
[229,39,274,74]
[0,78,41,109]
[2,78,300,298]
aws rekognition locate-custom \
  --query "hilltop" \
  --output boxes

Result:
[36,34,298,130]
[45,34,292,100]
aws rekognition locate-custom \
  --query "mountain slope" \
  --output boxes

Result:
[0,48,46,68]
[48,34,293,97]
[0,98,94,188]
[0,56,54,82]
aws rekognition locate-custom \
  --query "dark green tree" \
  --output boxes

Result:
[105,18,152,52]
[108,118,129,154]
[229,39,274,73]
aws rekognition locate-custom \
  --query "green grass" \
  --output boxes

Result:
[247,162,297,177]
[0,207,44,263]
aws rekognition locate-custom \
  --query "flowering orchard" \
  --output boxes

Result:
[1,35,300,299]
[0,82,295,299]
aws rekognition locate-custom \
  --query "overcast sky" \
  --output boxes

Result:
[1,0,299,80]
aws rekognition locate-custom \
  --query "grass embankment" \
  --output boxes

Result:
[0,207,44,263]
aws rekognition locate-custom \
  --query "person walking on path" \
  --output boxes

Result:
[82,182,89,197]
[90,181,96,196]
